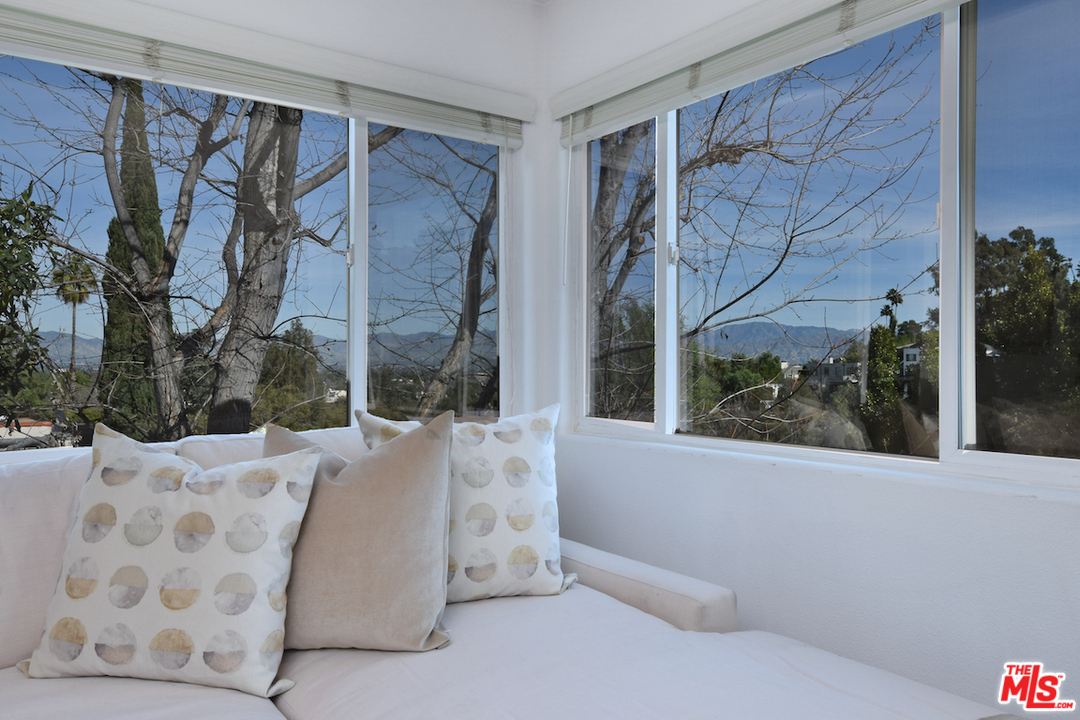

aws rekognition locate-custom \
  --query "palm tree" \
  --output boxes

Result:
[884,288,904,335]
[52,254,97,397]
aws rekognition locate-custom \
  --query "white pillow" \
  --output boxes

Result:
[24,424,320,697]
[356,405,572,603]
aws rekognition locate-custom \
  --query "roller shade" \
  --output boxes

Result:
[0,3,525,148]
[557,0,954,146]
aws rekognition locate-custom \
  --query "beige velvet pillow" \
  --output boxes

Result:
[265,413,453,652]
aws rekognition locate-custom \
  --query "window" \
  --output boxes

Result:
[587,120,656,422]
[367,126,500,421]
[966,0,1080,459]
[0,51,508,450]
[586,15,941,457]
[578,0,1080,469]
[0,57,350,444]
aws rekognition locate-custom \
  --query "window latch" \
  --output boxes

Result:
[668,242,679,266]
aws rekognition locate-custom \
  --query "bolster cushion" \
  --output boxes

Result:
[559,538,737,633]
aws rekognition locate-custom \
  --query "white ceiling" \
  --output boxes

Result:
[6,0,800,108]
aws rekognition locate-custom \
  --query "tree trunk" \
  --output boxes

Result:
[206,103,302,434]
[68,303,76,385]
[100,77,193,440]
[589,122,652,335]
[100,80,174,440]
[146,299,191,438]
[416,171,498,418]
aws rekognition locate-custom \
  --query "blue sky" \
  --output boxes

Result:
[0,56,496,348]
[367,125,499,339]
[589,15,944,355]
[974,0,1080,261]
[676,15,942,340]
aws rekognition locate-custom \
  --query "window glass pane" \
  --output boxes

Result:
[971,0,1080,457]
[367,126,499,421]
[0,56,349,448]
[678,17,941,456]
[587,120,657,421]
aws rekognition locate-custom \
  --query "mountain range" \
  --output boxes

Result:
[696,321,863,364]
[300,332,498,369]
[40,322,850,371]
[41,331,104,369]
[39,330,498,372]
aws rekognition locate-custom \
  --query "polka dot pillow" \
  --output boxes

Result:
[356,405,574,603]
[24,424,320,697]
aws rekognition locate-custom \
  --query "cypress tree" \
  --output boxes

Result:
[863,324,903,453]
[99,80,170,438]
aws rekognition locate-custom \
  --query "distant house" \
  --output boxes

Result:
[805,357,860,391]
[896,343,924,399]
[780,361,802,381]
[897,343,922,377]
[0,419,64,450]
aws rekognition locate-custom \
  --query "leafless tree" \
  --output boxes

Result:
[590,18,941,434]
[0,63,401,438]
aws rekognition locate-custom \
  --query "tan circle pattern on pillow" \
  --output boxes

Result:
[356,404,571,603]
[25,424,320,698]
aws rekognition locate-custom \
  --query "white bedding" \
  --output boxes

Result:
[0,665,284,720]
[273,583,1003,720]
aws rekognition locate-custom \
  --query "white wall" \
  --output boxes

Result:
[541,0,837,106]
[2,0,545,109]
[554,433,1080,711]
[502,117,566,416]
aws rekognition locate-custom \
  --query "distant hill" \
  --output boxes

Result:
[697,321,864,364]
[367,331,497,368]
[41,331,102,370]
[311,332,497,371]
[42,322,839,372]
[39,330,494,374]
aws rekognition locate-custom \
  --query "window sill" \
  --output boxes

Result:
[569,415,1080,497]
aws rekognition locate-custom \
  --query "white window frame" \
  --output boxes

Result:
[350,122,509,424]
[570,2,1080,492]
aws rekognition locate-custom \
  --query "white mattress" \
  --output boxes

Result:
[0,665,284,720]
[273,583,1004,720]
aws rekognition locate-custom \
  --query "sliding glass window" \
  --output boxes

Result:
[677,16,941,456]
[586,120,657,422]
[965,0,1080,458]
[367,126,500,422]
[582,15,942,457]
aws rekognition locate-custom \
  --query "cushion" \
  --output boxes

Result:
[262,424,348,486]
[25,424,321,697]
[0,451,92,669]
[174,433,265,470]
[1,665,286,720]
[273,585,1002,720]
[355,405,569,603]
[178,425,366,471]
[265,414,453,651]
